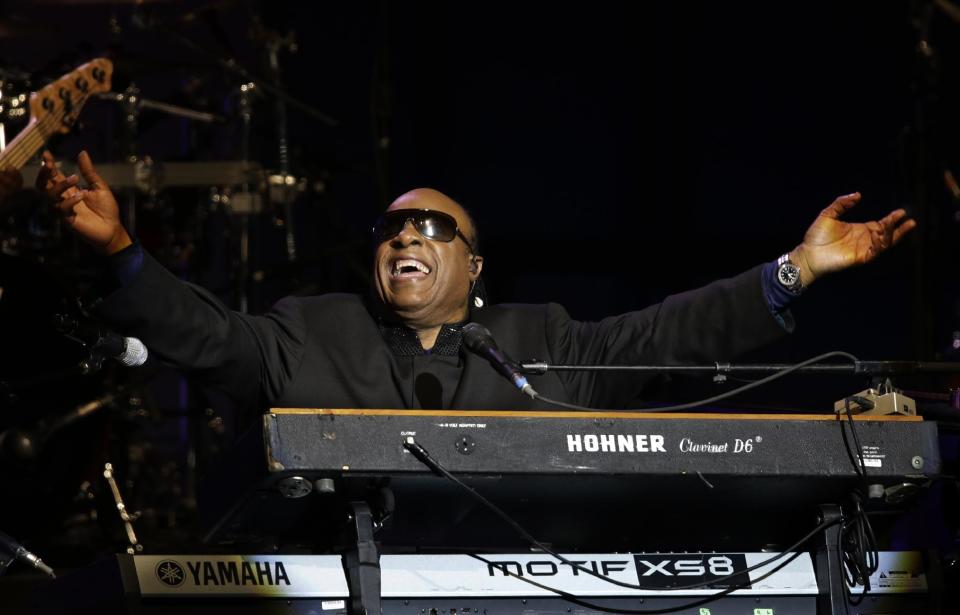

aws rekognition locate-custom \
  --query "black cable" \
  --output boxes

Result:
[840,495,878,606]
[837,400,880,605]
[531,351,860,412]
[403,437,840,593]
[839,401,867,484]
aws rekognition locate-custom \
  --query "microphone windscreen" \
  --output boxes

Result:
[461,322,495,353]
[119,337,149,367]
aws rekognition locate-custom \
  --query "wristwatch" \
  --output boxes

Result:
[776,253,804,295]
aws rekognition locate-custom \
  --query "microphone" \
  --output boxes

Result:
[53,315,148,367]
[461,323,537,398]
[0,532,55,578]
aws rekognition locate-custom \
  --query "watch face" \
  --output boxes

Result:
[778,263,800,287]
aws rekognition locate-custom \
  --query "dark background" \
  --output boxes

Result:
[1,1,954,347]
[0,0,959,570]
[2,1,955,396]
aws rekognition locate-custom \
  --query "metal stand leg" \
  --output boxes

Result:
[343,501,381,615]
[815,504,849,615]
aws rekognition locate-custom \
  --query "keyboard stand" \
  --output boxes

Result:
[343,501,381,615]
[815,504,848,615]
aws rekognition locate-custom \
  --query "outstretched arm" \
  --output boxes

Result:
[41,151,304,408]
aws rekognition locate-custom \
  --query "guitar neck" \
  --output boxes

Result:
[0,119,54,171]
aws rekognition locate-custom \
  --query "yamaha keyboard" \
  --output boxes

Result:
[17,550,936,615]
[200,409,940,551]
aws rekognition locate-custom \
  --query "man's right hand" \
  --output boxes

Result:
[38,151,132,255]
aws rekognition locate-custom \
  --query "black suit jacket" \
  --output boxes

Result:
[94,252,787,412]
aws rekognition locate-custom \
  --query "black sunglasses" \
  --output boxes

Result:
[372,209,474,250]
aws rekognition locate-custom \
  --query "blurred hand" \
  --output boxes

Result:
[37,151,131,255]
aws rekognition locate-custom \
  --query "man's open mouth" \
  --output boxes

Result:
[391,258,431,279]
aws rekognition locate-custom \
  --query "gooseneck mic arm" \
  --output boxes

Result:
[461,323,538,399]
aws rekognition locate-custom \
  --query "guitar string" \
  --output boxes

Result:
[2,113,63,169]
[4,110,67,169]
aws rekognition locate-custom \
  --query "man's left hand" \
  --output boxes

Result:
[790,192,916,286]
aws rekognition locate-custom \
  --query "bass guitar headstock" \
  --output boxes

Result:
[28,58,113,138]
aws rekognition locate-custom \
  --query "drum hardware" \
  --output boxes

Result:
[0,83,28,151]
[103,462,143,555]
[43,390,122,437]
[95,90,226,125]
[93,82,230,230]
[0,387,133,466]
[149,16,339,309]
[206,185,278,217]
[227,189,263,216]
[43,159,265,193]
[151,19,338,129]
[236,80,258,313]
[260,25,299,263]
[0,92,28,121]
[266,173,307,199]
[90,16,340,312]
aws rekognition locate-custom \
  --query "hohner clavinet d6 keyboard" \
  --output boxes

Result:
[199,409,939,552]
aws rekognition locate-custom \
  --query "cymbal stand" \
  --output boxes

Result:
[120,83,140,234]
[235,81,258,313]
[137,20,339,313]
[264,31,298,264]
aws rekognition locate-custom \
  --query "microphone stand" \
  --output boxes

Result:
[519,360,960,379]
[510,356,960,413]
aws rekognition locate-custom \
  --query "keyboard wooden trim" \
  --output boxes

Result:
[269,408,924,422]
